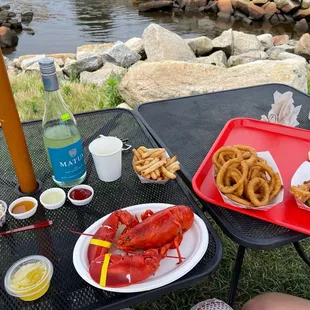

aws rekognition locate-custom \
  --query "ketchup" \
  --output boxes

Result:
[70,188,92,200]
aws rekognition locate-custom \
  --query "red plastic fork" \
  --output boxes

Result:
[0,220,53,236]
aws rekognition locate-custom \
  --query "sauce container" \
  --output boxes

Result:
[40,188,66,210]
[0,200,7,227]
[68,185,94,206]
[4,255,53,301]
[9,197,38,220]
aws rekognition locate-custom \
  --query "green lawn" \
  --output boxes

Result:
[10,72,310,310]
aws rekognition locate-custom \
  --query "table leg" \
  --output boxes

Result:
[227,245,246,307]
[294,242,310,267]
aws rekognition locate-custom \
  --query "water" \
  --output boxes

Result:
[5,0,298,59]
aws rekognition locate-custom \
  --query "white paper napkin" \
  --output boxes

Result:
[261,91,302,127]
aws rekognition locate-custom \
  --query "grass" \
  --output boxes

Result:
[9,72,122,121]
[9,72,310,310]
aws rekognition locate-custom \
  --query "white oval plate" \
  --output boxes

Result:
[73,203,209,293]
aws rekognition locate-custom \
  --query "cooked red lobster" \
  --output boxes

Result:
[76,205,194,287]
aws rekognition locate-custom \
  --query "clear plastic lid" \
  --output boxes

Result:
[4,255,53,297]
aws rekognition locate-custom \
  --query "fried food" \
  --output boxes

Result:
[133,147,180,181]
[212,145,282,207]
[290,181,310,205]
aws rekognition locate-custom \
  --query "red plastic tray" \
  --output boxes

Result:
[192,118,310,235]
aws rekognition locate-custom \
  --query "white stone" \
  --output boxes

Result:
[80,63,127,86]
[212,29,233,55]
[228,50,268,66]
[21,54,45,70]
[119,59,307,107]
[257,34,273,50]
[102,41,140,68]
[142,23,195,61]
[25,61,62,73]
[76,43,114,61]
[63,55,103,76]
[185,36,213,56]
[116,103,132,110]
[275,52,307,65]
[302,0,310,9]
[191,51,227,67]
[124,37,144,55]
[232,30,264,55]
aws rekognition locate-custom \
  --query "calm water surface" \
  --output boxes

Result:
[5,0,298,58]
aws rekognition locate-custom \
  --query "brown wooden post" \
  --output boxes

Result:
[0,50,37,193]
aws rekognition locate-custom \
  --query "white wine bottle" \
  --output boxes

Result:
[39,58,86,188]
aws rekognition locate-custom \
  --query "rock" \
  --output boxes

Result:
[25,61,61,73]
[203,1,219,12]
[8,12,16,18]
[63,55,103,77]
[54,58,64,68]
[257,33,273,49]
[295,18,309,32]
[0,26,18,48]
[21,55,45,70]
[0,5,10,10]
[294,8,310,20]
[212,29,233,55]
[138,1,173,11]
[124,37,145,57]
[253,0,268,4]
[116,103,132,110]
[102,41,140,68]
[273,34,289,45]
[266,45,295,58]
[264,2,277,19]
[185,37,213,56]
[21,12,34,23]
[295,33,310,60]
[119,59,307,107]
[233,30,264,55]
[302,0,310,9]
[228,50,268,66]
[23,27,35,35]
[274,0,300,13]
[191,50,227,67]
[143,23,195,61]
[248,2,265,19]
[275,51,307,64]
[217,0,233,14]
[76,43,114,61]
[235,0,250,14]
[8,19,22,30]
[80,63,127,86]
[7,65,19,76]
[185,3,199,12]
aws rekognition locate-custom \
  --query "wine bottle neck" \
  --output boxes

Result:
[42,72,59,92]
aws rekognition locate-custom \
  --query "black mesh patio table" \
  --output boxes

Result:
[0,109,222,310]
[135,83,310,306]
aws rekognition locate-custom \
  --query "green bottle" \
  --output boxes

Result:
[39,58,86,188]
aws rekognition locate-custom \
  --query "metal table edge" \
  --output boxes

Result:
[133,88,309,250]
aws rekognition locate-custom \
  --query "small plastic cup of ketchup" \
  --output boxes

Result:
[67,185,94,206]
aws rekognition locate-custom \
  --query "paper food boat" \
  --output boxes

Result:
[214,151,284,211]
[291,161,310,212]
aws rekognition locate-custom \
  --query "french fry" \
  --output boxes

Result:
[132,148,141,161]
[166,161,180,171]
[151,172,157,180]
[161,166,176,179]
[144,174,151,179]
[158,177,163,181]
[135,158,154,165]
[169,164,180,173]
[137,149,145,157]
[142,149,159,159]
[138,146,148,152]
[155,169,160,177]
[150,149,165,159]
[141,160,165,175]
[165,155,177,167]
[135,158,159,172]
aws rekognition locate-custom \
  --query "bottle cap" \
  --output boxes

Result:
[39,58,56,75]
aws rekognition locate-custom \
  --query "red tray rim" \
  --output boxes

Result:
[192,117,310,234]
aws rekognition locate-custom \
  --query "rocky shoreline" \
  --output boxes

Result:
[138,0,310,33]
[0,4,34,49]
[3,23,310,108]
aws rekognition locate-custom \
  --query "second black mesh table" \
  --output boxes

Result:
[0,109,222,310]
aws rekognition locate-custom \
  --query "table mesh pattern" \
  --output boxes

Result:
[137,84,310,240]
[0,110,217,310]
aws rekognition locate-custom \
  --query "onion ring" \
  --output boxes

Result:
[234,145,257,160]
[226,194,254,207]
[247,177,270,206]
[212,146,242,172]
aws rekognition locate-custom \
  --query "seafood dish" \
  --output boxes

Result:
[212,145,283,207]
[290,181,310,206]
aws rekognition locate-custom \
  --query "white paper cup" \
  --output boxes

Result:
[89,137,123,182]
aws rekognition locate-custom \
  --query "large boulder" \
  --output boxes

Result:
[25,61,61,73]
[295,18,309,32]
[185,36,213,56]
[294,8,310,20]
[273,34,289,46]
[0,26,18,48]
[212,29,233,55]
[124,37,145,56]
[248,2,265,19]
[80,63,127,86]
[275,52,307,65]
[267,45,295,58]
[264,2,277,19]
[295,33,310,60]
[233,31,264,55]
[142,23,195,61]
[235,0,250,14]
[302,0,310,9]
[217,0,233,15]
[257,34,273,50]
[21,12,34,23]
[119,59,307,107]
[274,0,300,12]
[138,1,173,11]
[228,50,268,66]
[76,43,114,61]
[102,41,140,68]
[63,55,103,77]
[191,50,227,67]
[21,54,45,70]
